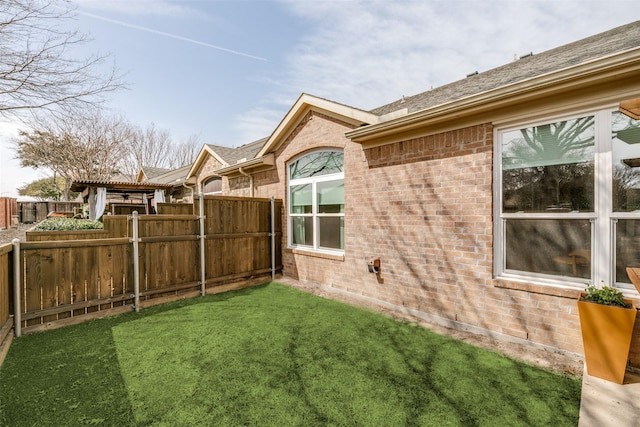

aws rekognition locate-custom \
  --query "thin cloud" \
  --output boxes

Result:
[229,0,640,147]
[74,0,195,17]
[267,1,640,110]
[80,11,268,62]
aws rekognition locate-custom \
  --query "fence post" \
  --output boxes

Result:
[270,197,276,281]
[199,193,206,296]
[131,211,140,312]
[12,239,21,337]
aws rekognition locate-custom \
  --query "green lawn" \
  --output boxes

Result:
[0,282,581,426]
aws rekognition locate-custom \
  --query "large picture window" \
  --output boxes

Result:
[288,150,344,253]
[496,108,640,290]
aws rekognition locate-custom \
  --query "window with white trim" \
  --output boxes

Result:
[495,107,640,290]
[288,150,344,253]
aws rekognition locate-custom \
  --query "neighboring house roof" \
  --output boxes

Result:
[137,166,172,183]
[371,20,640,117]
[208,138,266,165]
[110,173,135,182]
[145,165,193,187]
[187,138,268,180]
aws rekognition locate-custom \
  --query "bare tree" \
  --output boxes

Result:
[168,134,200,168]
[15,109,130,199]
[0,0,124,119]
[117,122,173,178]
[118,123,201,178]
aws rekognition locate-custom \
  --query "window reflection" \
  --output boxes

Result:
[612,111,640,212]
[505,219,591,279]
[502,117,595,213]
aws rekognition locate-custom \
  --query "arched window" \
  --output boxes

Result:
[203,177,222,195]
[287,150,344,252]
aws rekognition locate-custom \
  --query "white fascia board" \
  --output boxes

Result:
[255,93,379,158]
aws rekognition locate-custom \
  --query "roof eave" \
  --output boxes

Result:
[215,153,276,177]
[186,145,228,179]
[255,93,380,158]
[346,48,640,143]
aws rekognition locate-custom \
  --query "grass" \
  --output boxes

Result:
[0,282,581,426]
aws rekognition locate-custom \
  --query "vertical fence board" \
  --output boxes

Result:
[0,244,11,328]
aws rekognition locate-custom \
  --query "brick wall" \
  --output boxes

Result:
[251,110,353,279]
[246,112,639,369]
[0,198,17,229]
[195,156,225,192]
[341,123,601,363]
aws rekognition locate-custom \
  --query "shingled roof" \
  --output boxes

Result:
[145,165,192,186]
[371,20,640,117]
[140,166,172,180]
[206,138,267,166]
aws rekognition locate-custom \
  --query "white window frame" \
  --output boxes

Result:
[494,106,638,291]
[287,150,344,255]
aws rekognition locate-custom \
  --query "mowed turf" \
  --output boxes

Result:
[0,282,581,426]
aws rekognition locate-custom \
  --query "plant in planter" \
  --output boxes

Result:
[577,284,637,384]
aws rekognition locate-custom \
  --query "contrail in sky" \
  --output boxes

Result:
[80,11,268,62]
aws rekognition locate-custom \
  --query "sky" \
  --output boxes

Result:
[2,0,640,197]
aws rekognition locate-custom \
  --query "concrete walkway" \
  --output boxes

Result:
[579,368,640,426]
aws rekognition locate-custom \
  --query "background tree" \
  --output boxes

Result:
[15,109,130,200]
[17,176,76,200]
[0,0,123,119]
[117,123,200,179]
[167,134,201,169]
[15,112,202,198]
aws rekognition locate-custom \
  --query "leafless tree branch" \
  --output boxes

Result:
[0,0,125,119]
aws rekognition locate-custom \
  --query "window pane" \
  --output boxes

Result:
[318,180,344,213]
[615,219,640,284]
[612,111,640,212]
[203,177,222,193]
[502,117,595,213]
[290,184,312,214]
[319,217,344,250]
[505,219,591,278]
[291,216,313,246]
[289,151,344,179]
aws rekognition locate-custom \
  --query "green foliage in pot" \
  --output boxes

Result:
[582,284,630,309]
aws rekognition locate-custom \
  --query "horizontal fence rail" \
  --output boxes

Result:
[2,196,283,337]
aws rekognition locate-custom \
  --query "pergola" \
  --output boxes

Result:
[70,179,175,219]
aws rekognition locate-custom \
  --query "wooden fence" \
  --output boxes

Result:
[19,201,83,223]
[4,196,282,336]
[0,243,13,364]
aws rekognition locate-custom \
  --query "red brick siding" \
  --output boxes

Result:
[0,198,17,229]
[248,113,640,369]
[251,111,353,281]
